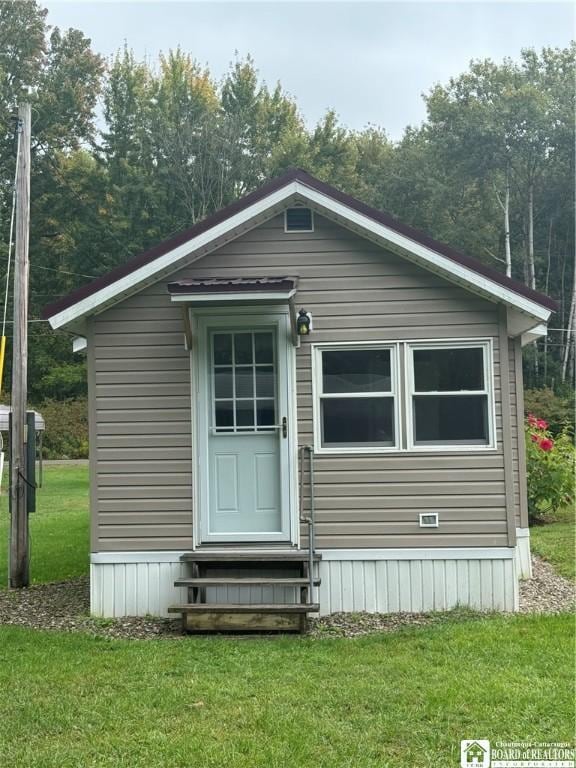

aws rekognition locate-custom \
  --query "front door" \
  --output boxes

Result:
[195,312,294,543]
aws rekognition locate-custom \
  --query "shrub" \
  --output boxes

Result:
[525,413,575,524]
[524,388,575,435]
[36,398,89,459]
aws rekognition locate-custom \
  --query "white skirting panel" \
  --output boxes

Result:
[90,562,187,618]
[317,557,518,615]
[91,549,519,618]
[514,528,533,579]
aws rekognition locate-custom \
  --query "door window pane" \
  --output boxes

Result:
[234,333,253,364]
[413,395,489,444]
[256,366,275,398]
[235,367,253,398]
[215,400,234,428]
[413,348,484,391]
[255,333,274,363]
[323,349,391,393]
[256,399,275,427]
[236,400,255,428]
[321,397,394,446]
[214,367,233,399]
[213,334,232,365]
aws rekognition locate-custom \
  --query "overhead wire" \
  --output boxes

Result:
[0,120,22,395]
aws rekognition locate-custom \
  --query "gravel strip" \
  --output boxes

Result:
[518,555,575,614]
[0,555,572,640]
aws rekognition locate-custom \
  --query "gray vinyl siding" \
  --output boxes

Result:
[90,212,520,552]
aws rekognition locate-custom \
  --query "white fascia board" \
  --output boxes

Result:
[170,290,296,303]
[47,182,300,329]
[72,336,87,353]
[296,182,552,323]
[521,323,548,346]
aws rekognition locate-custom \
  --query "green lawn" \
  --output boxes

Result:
[531,506,575,581]
[0,614,573,768]
[0,465,573,767]
[0,465,89,586]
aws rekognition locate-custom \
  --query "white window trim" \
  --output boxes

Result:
[312,342,401,455]
[405,339,497,452]
[284,207,314,233]
[311,338,497,455]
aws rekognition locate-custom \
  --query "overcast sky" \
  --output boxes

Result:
[43,1,574,140]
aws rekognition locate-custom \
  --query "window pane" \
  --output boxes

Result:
[322,349,391,393]
[236,400,254,428]
[215,400,234,428]
[413,395,489,444]
[256,399,275,427]
[413,348,484,391]
[213,334,232,365]
[255,333,274,363]
[321,397,394,446]
[256,366,275,398]
[235,367,253,398]
[214,367,233,399]
[234,333,253,364]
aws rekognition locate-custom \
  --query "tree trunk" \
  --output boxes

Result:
[561,259,575,383]
[503,173,511,278]
[527,181,536,290]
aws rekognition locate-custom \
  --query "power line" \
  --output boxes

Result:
[2,128,21,338]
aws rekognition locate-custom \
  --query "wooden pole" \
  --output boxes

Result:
[9,102,31,588]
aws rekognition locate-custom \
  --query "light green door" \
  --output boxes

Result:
[197,315,293,543]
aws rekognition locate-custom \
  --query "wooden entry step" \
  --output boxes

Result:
[171,550,321,633]
[168,603,320,633]
[174,576,321,587]
[180,551,322,563]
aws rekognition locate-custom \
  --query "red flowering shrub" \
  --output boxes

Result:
[525,414,575,523]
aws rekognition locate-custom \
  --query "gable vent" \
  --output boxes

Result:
[285,207,314,232]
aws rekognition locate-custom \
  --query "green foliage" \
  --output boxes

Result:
[524,387,575,434]
[525,414,575,523]
[37,398,88,459]
[0,2,573,401]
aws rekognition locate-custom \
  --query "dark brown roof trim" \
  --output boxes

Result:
[42,168,557,319]
[167,277,297,294]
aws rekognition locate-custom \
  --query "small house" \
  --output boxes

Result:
[43,169,555,630]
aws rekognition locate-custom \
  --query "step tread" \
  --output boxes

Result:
[175,577,321,587]
[180,552,321,563]
[168,603,320,614]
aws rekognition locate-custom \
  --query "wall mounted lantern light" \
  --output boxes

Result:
[296,309,312,336]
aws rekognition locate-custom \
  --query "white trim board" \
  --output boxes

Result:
[91,547,515,565]
[47,179,552,331]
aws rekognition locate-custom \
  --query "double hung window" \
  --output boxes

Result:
[313,340,494,453]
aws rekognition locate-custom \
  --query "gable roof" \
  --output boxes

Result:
[43,168,556,330]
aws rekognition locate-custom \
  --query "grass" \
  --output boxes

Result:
[0,465,89,586]
[530,506,575,582]
[0,614,573,768]
[0,465,573,766]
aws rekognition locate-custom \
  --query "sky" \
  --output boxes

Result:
[43,1,574,140]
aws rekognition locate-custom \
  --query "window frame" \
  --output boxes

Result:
[312,342,401,454]
[311,338,497,455]
[405,339,496,452]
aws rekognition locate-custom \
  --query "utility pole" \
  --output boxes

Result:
[9,101,31,588]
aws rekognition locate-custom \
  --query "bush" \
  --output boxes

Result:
[524,388,575,435]
[36,398,89,459]
[525,413,575,524]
